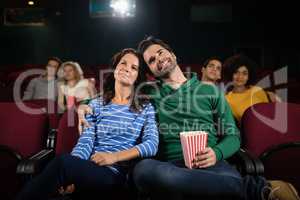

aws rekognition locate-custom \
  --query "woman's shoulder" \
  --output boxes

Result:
[249,85,268,96]
[76,79,89,87]
[59,81,67,90]
[250,85,264,91]
[84,97,103,116]
[225,90,234,98]
[88,96,104,107]
[249,85,269,101]
[225,89,246,103]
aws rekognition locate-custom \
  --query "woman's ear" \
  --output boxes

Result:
[171,52,177,61]
[113,70,117,79]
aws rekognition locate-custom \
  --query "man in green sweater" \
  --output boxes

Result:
[132,37,299,200]
[147,69,239,163]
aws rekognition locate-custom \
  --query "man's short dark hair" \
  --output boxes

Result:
[202,56,222,69]
[48,57,62,65]
[137,36,174,55]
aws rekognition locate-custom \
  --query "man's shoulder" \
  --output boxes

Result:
[194,81,221,95]
[143,80,161,95]
[27,77,46,87]
[30,76,43,82]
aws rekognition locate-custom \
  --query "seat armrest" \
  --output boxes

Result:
[0,145,22,161]
[227,148,256,176]
[46,128,57,149]
[242,148,264,176]
[16,149,55,175]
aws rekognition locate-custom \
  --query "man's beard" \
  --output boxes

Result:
[154,59,176,79]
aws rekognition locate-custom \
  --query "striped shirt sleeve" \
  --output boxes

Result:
[71,99,98,159]
[135,103,159,158]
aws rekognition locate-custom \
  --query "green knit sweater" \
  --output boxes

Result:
[147,73,240,161]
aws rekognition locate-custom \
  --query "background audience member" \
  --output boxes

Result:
[58,61,95,111]
[23,57,62,100]
[224,54,281,124]
[201,56,222,85]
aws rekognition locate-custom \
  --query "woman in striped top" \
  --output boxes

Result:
[17,48,159,200]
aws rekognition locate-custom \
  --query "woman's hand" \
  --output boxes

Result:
[90,152,119,166]
[77,104,93,134]
[192,147,217,169]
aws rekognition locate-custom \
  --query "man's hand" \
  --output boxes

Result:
[192,147,217,169]
[58,184,75,195]
[90,152,119,166]
[77,104,92,134]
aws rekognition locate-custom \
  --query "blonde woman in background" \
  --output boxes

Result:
[58,61,96,111]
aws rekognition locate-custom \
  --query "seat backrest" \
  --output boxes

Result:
[55,109,79,155]
[0,84,14,101]
[241,102,300,157]
[23,99,60,129]
[0,145,22,200]
[0,102,49,158]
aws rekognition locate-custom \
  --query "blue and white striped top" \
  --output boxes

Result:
[71,97,159,161]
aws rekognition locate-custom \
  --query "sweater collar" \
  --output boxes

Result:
[158,72,199,95]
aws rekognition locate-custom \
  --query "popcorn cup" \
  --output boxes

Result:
[180,131,208,169]
[67,96,76,109]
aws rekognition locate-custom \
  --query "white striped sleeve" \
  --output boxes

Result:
[71,99,98,159]
[135,103,159,158]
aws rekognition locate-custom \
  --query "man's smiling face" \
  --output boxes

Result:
[143,44,177,78]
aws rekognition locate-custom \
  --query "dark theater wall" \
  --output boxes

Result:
[0,0,160,65]
[0,0,299,76]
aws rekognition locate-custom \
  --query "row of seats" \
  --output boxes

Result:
[4,64,298,102]
[0,65,283,89]
[0,100,69,199]
[0,100,300,199]
[0,64,103,87]
[0,99,133,199]
[0,64,103,102]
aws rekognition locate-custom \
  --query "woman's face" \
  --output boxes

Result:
[114,53,139,86]
[233,65,249,87]
[63,65,77,81]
